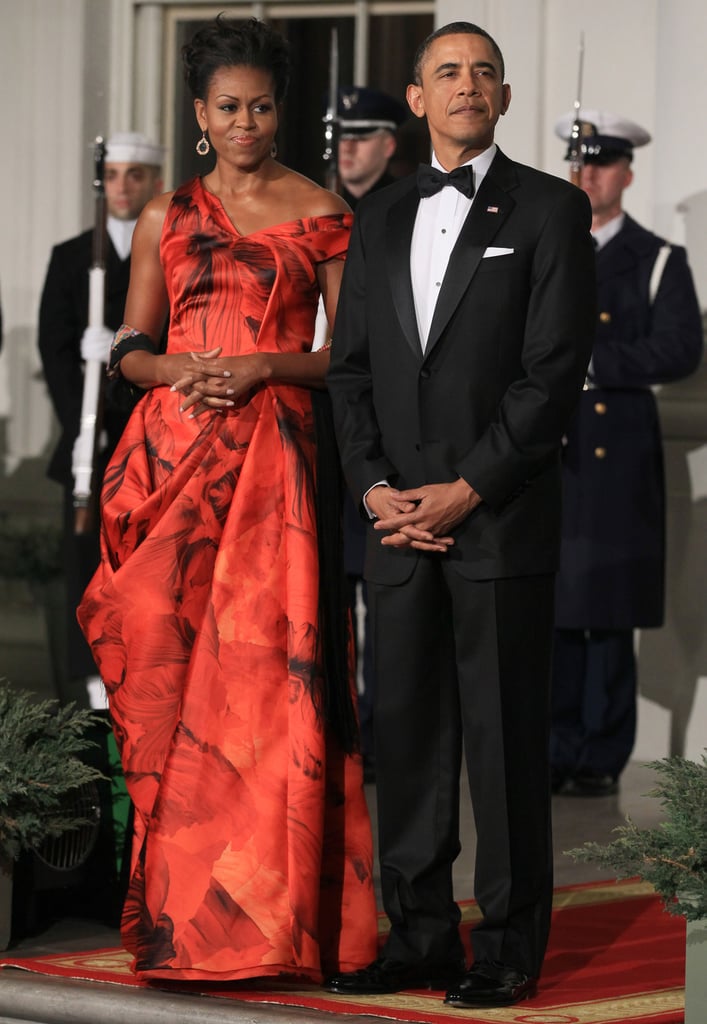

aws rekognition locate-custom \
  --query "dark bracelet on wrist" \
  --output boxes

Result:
[107,332,157,380]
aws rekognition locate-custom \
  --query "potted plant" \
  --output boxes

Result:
[0,678,106,950]
[0,515,66,695]
[567,753,707,1023]
[0,516,62,583]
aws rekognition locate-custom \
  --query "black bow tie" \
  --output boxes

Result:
[417,163,475,199]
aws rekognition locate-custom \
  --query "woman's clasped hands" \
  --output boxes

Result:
[169,346,266,417]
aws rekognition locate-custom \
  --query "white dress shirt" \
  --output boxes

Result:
[592,212,625,252]
[364,145,497,512]
[411,144,497,349]
[107,216,137,261]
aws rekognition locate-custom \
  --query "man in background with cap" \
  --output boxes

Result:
[38,131,164,708]
[336,86,408,782]
[551,110,703,797]
[337,85,408,208]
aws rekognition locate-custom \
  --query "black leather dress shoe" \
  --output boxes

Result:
[324,956,465,995]
[566,772,618,797]
[444,961,537,1007]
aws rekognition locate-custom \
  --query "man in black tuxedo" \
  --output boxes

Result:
[325,22,596,1009]
[38,132,164,706]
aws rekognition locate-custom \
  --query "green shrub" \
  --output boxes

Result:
[0,680,106,863]
[0,516,62,582]
[567,754,707,921]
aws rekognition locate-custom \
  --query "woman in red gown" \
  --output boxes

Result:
[78,16,377,983]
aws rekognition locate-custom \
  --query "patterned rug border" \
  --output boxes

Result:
[0,879,685,1024]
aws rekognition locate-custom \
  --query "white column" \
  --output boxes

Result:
[133,3,164,143]
[0,0,86,465]
[109,0,136,134]
[432,0,546,166]
[653,0,707,291]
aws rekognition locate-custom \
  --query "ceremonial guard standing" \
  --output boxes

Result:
[38,132,164,705]
[551,111,703,796]
[337,86,408,207]
[336,86,408,781]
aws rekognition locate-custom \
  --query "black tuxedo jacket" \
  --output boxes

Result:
[328,148,596,584]
[38,230,133,486]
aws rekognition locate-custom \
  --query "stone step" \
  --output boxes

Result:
[0,972,348,1024]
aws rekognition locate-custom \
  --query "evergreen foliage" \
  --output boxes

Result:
[0,680,106,864]
[0,516,62,582]
[567,754,707,920]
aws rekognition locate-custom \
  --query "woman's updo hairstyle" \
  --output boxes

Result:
[182,15,291,103]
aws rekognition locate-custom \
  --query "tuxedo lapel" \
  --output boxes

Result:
[425,152,518,357]
[386,184,423,359]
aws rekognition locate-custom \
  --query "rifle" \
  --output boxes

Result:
[322,27,340,192]
[72,136,107,535]
[567,32,585,187]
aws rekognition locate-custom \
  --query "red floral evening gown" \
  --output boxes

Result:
[78,177,377,982]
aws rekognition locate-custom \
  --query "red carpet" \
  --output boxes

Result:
[0,879,685,1023]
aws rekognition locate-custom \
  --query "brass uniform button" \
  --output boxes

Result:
[594,402,607,414]
[599,311,611,323]
[594,446,607,459]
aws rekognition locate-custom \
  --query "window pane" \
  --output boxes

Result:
[269,15,355,183]
[367,13,433,177]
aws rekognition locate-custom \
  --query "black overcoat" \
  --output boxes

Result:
[555,214,703,629]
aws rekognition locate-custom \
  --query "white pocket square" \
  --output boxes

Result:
[483,246,514,258]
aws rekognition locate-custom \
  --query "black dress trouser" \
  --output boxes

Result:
[370,558,555,978]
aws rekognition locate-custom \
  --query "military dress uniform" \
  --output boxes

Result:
[38,132,165,690]
[336,86,408,779]
[39,230,137,683]
[550,112,703,792]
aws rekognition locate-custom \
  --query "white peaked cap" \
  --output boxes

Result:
[554,109,651,148]
[106,132,165,166]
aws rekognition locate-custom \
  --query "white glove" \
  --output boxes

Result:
[80,325,114,363]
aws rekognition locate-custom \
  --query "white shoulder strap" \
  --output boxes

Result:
[649,244,672,305]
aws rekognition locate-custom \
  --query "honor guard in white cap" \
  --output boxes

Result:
[37,132,165,707]
[103,132,166,253]
[105,131,166,168]
[549,109,703,799]
[337,86,408,208]
[554,109,651,165]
